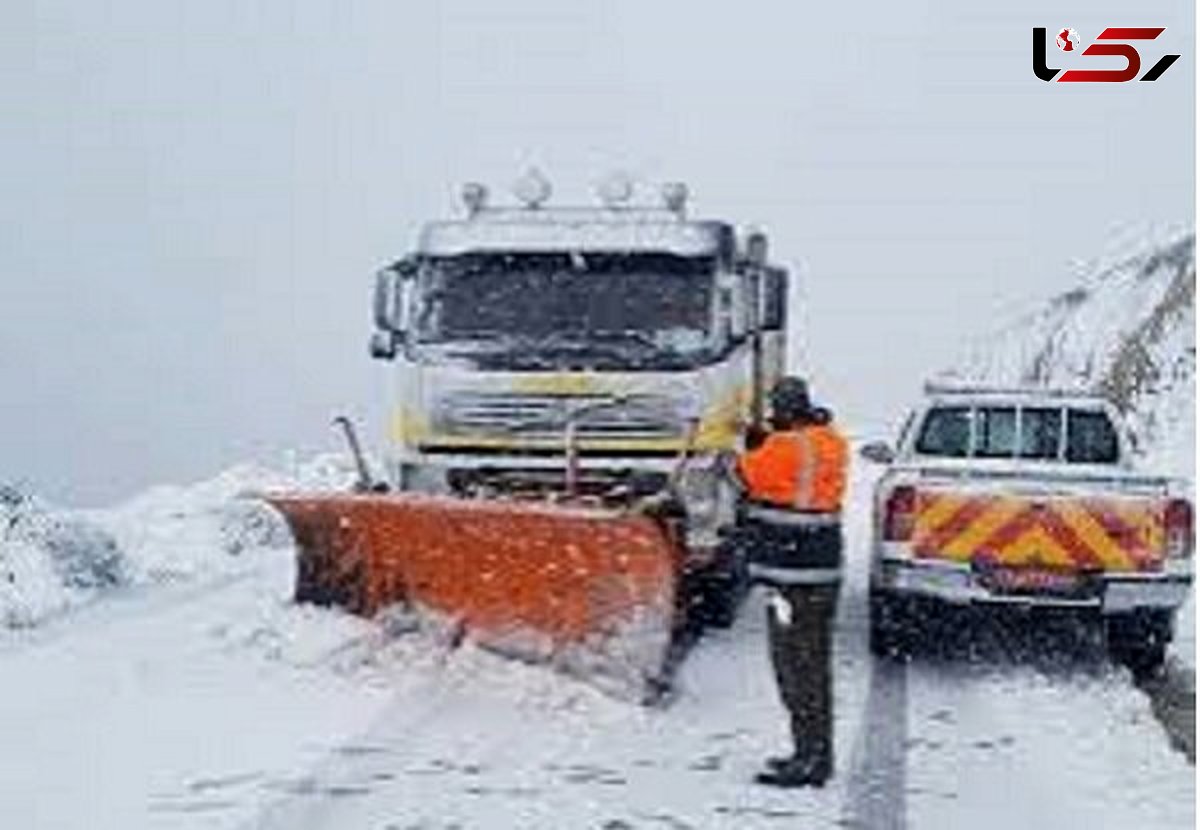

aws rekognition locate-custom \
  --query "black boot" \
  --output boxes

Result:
[765,754,796,772]
[754,754,831,788]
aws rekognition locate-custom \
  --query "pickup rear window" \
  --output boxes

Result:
[915,407,971,457]
[976,407,1017,458]
[915,405,1119,463]
[1065,410,1120,463]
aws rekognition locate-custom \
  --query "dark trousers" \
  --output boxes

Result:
[766,582,839,771]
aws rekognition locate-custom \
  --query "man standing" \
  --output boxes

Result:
[737,377,848,788]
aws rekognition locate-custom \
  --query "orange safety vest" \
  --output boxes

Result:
[737,424,849,512]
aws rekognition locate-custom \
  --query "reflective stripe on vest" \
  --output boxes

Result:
[744,503,841,527]
[750,563,843,586]
[793,429,816,511]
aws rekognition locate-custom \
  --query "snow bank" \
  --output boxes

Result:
[206,587,648,719]
[0,484,125,627]
[0,454,361,630]
[88,454,359,582]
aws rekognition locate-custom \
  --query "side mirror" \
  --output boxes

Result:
[859,441,895,465]
[373,268,402,332]
[745,231,768,267]
[371,260,416,361]
[761,267,787,331]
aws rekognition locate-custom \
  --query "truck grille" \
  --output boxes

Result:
[436,392,683,439]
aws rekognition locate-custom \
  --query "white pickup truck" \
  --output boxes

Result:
[862,383,1193,675]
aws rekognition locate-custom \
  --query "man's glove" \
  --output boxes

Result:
[744,424,768,450]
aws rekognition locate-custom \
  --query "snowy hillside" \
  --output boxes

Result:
[950,234,1195,478]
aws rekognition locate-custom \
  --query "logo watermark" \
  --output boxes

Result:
[1033,27,1180,82]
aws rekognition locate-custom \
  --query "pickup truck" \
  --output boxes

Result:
[862,383,1193,675]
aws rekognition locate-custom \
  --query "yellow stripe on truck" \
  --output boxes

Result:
[939,498,1026,562]
[1055,502,1135,570]
[912,493,968,539]
[911,491,1166,573]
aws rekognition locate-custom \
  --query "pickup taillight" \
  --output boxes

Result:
[1165,498,1194,559]
[883,485,917,542]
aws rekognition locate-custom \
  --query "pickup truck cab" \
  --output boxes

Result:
[864,383,1193,675]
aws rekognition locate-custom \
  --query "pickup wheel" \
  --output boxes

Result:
[869,589,914,659]
[1106,610,1173,680]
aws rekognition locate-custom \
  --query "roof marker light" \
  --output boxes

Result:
[461,182,488,217]
[597,172,635,208]
[662,182,688,217]
[513,168,552,209]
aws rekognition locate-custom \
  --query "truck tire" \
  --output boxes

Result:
[869,588,914,659]
[1106,610,1173,679]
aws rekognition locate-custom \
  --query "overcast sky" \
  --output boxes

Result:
[3,1,1194,505]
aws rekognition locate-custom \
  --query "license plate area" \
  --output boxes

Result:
[973,563,1094,598]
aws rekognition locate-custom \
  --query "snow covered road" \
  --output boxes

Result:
[0,553,395,829]
[0,461,1193,829]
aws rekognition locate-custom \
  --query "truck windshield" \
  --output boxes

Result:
[915,405,1120,464]
[411,252,715,369]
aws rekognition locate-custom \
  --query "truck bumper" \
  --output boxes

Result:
[392,451,679,490]
[874,553,1193,613]
[393,452,735,565]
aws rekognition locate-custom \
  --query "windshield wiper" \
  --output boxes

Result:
[588,330,660,350]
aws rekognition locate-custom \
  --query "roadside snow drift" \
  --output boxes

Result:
[0,484,125,627]
[92,454,363,582]
[0,455,359,630]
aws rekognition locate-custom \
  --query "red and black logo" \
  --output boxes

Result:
[1033,27,1180,82]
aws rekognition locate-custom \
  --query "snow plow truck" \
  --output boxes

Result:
[265,173,790,701]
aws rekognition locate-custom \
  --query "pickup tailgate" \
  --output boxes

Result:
[909,478,1167,574]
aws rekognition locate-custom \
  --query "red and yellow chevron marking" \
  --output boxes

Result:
[910,490,1166,573]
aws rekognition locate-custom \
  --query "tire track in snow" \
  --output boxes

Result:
[245,678,471,829]
[841,655,908,830]
[245,649,566,830]
[840,459,908,830]
[1137,658,1195,764]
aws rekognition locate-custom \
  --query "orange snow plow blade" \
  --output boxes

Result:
[264,493,683,701]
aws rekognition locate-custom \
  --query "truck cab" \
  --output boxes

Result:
[864,382,1194,675]
[368,176,789,571]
